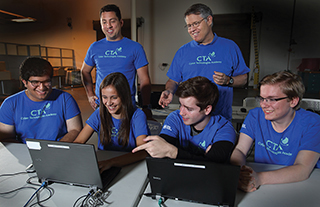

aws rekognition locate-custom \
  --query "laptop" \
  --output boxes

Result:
[25,139,121,191]
[146,157,240,207]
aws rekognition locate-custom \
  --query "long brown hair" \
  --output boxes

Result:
[99,72,134,147]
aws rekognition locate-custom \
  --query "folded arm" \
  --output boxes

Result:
[231,133,320,192]
[257,150,320,185]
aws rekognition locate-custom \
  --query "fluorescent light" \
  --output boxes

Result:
[11,17,36,23]
[0,9,36,23]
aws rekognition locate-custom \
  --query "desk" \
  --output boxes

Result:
[0,142,148,207]
[2,142,320,207]
[138,162,320,207]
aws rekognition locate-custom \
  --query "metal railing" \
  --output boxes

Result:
[0,42,75,68]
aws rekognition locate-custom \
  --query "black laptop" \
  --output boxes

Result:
[146,157,240,207]
[25,139,121,191]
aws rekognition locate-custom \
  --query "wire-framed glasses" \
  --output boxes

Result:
[184,18,206,29]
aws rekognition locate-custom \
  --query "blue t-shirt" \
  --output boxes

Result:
[86,108,149,151]
[0,89,81,143]
[240,108,320,168]
[160,110,236,154]
[167,34,250,120]
[84,37,149,105]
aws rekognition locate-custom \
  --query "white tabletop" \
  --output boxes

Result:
[0,142,148,207]
[138,162,320,207]
[3,142,319,207]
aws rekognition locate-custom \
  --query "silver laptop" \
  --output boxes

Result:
[146,157,240,207]
[25,139,121,191]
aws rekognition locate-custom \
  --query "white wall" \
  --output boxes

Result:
[1,0,320,85]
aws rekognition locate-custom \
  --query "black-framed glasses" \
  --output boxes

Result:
[256,96,288,104]
[184,18,206,29]
[27,79,52,87]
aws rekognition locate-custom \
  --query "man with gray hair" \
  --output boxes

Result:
[159,3,250,121]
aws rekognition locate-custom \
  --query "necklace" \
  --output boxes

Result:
[271,111,296,133]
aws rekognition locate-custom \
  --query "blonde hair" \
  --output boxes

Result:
[259,71,305,110]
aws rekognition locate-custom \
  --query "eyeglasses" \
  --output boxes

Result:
[27,79,52,87]
[184,18,206,29]
[256,96,288,104]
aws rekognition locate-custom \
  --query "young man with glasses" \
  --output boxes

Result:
[81,4,153,119]
[0,57,83,143]
[159,3,250,121]
[230,71,320,192]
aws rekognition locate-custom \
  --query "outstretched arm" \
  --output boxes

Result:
[158,79,178,108]
[73,124,94,144]
[132,135,178,158]
[98,134,149,172]
[177,141,234,163]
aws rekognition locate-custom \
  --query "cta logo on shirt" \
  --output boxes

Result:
[198,140,206,150]
[99,47,126,59]
[189,51,222,66]
[258,137,292,156]
[111,127,119,138]
[21,103,57,120]
[105,47,122,56]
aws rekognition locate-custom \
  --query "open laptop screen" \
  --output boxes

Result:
[146,157,240,206]
[26,139,104,189]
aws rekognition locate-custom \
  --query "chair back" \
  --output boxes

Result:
[243,97,260,107]
[147,120,162,135]
[300,98,320,114]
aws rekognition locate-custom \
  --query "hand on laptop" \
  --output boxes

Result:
[98,160,113,173]
[132,135,178,159]
[238,165,261,192]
